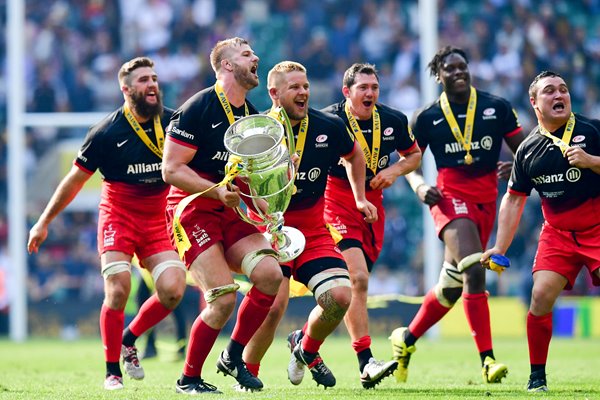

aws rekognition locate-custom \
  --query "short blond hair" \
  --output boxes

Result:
[209,37,249,74]
[267,61,306,89]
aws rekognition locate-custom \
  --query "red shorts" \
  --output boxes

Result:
[165,196,260,267]
[429,196,496,248]
[324,176,384,264]
[534,221,600,290]
[280,199,344,273]
[97,182,174,260]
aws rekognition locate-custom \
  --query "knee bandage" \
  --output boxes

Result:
[434,261,464,307]
[306,268,351,300]
[151,259,186,284]
[241,248,278,277]
[457,252,483,272]
[204,283,240,303]
[101,261,131,279]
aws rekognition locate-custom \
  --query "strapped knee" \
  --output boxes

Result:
[457,252,483,272]
[101,261,131,279]
[204,283,240,303]
[434,261,464,307]
[151,259,186,283]
[241,248,278,277]
[306,268,351,300]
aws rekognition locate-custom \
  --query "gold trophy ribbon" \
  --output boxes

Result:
[345,102,381,174]
[440,86,477,165]
[539,112,575,156]
[172,156,244,258]
[123,103,164,158]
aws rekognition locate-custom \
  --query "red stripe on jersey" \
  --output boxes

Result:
[505,126,523,138]
[74,160,94,175]
[542,196,600,231]
[167,135,198,150]
[398,141,419,156]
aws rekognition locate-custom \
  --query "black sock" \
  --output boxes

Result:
[404,330,418,347]
[122,327,139,347]
[358,348,374,372]
[225,340,244,360]
[106,362,121,377]
[480,350,495,365]
[179,374,201,385]
[530,364,545,376]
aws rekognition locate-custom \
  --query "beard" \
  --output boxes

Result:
[130,90,163,119]
[233,64,259,90]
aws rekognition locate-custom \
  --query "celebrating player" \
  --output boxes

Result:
[322,62,421,388]
[162,37,283,394]
[389,46,525,383]
[27,57,187,390]
[241,60,378,389]
[482,70,600,392]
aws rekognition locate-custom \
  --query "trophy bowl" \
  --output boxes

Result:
[224,114,305,262]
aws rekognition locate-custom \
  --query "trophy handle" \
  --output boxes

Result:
[273,106,296,156]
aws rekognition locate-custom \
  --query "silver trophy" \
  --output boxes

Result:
[224,113,305,262]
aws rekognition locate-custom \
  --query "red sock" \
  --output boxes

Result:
[352,335,371,354]
[128,293,172,337]
[408,289,451,338]
[231,286,275,346]
[100,304,124,362]
[527,311,553,365]
[301,333,324,354]
[463,292,492,352]
[246,362,260,377]
[183,317,220,377]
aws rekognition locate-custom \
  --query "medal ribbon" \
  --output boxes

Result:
[268,107,308,168]
[440,86,477,164]
[345,102,380,174]
[539,112,575,156]
[215,82,248,124]
[123,103,164,158]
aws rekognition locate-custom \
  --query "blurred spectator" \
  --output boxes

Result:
[369,263,401,296]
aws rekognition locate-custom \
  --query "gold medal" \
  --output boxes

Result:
[464,153,473,165]
[293,185,297,195]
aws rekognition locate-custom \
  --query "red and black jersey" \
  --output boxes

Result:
[322,100,418,189]
[75,106,174,187]
[412,89,522,203]
[509,113,600,231]
[165,86,259,185]
[288,108,356,210]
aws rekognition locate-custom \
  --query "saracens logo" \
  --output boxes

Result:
[572,135,585,143]
[482,108,497,120]
[316,134,328,143]
[384,127,394,136]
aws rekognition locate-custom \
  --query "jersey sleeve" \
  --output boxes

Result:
[410,109,429,151]
[507,145,532,196]
[394,113,418,154]
[75,127,102,174]
[500,99,522,137]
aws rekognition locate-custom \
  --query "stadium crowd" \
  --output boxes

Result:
[1,0,600,335]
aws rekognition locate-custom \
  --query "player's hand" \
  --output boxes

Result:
[218,185,241,208]
[369,169,397,190]
[27,222,48,254]
[416,184,443,206]
[356,200,378,223]
[480,247,502,265]
[496,161,513,180]
[565,146,597,168]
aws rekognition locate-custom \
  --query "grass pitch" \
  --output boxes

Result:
[0,335,598,399]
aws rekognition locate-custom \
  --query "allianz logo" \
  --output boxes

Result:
[127,162,161,174]
[531,168,581,185]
